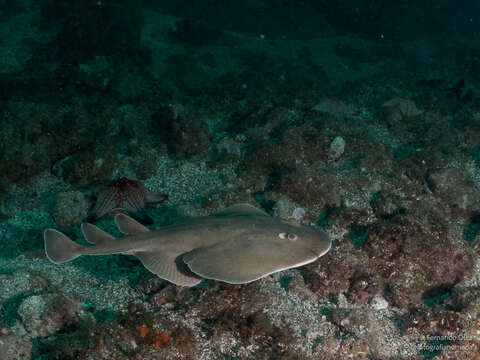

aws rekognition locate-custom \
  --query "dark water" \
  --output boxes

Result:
[1,1,479,359]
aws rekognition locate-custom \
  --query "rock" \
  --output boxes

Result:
[382,97,423,118]
[328,136,346,161]
[149,285,181,306]
[272,196,294,219]
[0,330,32,360]
[111,71,149,101]
[18,294,80,338]
[108,104,148,140]
[347,270,380,305]
[278,170,340,210]
[51,191,90,226]
[370,296,389,310]
[272,196,306,221]
[291,207,306,221]
[371,192,406,219]
[216,136,244,157]
[52,146,119,188]
[364,218,474,309]
[0,270,48,304]
[304,239,369,298]
[329,308,394,359]
[313,98,357,119]
[426,167,480,211]
[155,104,213,159]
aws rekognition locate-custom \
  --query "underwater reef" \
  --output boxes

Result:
[1,0,480,359]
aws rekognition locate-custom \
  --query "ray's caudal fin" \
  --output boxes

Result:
[44,229,85,264]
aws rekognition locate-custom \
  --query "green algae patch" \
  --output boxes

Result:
[421,285,453,308]
[419,338,454,359]
[320,306,334,322]
[393,143,420,162]
[389,313,407,331]
[312,335,324,351]
[471,146,480,167]
[348,224,369,248]
[1,293,29,326]
[0,222,46,260]
[279,275,292,290]
[463,214,480,243]
[92,308,117,324]
[315,204,339,229]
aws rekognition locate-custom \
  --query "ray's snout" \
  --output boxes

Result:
[312,231,331,257]
[295,225,331,258]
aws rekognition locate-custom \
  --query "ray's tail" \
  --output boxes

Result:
[44,229,85,264]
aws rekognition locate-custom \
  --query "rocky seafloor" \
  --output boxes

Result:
[1,0,480,359]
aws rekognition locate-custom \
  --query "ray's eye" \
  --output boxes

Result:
[278,232,298,241]
[287,233,298,241]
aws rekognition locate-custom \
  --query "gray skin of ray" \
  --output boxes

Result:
[46,204,331,285]
[78,214,329,259]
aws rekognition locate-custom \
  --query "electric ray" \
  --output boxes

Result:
[44,204,331,286]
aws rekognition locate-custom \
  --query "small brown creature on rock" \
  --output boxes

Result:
[87,177,168,225]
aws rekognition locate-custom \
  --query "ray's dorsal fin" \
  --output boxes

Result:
[215,203,269,217]
[81,223,115,245]
[115,213,150,235]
